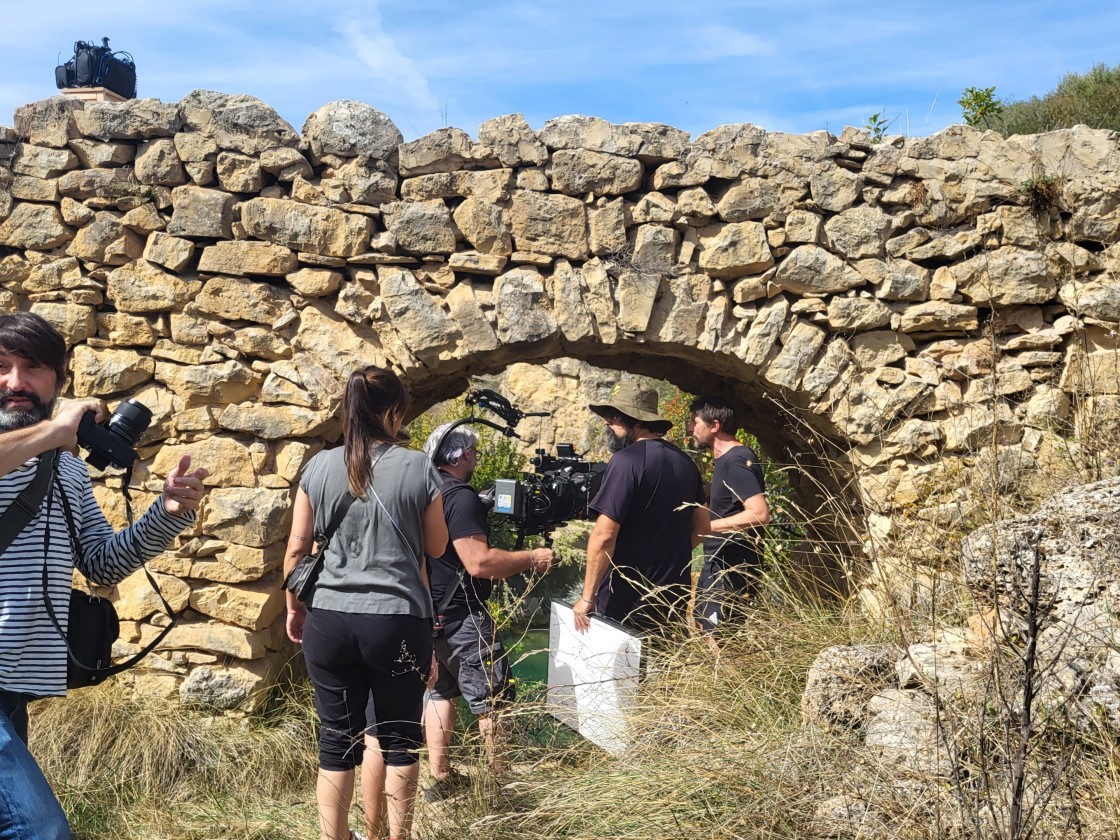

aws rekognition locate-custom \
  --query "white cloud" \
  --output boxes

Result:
[334,7,438,113]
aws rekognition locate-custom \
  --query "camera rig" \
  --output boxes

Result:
[434,389,607,547]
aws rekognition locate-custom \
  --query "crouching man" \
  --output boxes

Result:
[420,422,553,798]
[0,312,208,839]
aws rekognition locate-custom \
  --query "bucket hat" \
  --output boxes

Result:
[589,381,672,433]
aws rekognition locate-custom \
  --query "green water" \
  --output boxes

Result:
[507,627,550,685]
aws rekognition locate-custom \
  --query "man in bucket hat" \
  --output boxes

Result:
[573,380,709,633]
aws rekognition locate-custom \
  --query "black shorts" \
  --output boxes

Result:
[694,557,762,633]
[430,609,515,715]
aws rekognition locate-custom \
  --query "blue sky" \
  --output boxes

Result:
[1,1,1117,142]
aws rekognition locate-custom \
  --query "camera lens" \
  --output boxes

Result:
[107,398,152,445]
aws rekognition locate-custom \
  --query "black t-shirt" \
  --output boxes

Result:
[588,438,705,626]
[703,444,766,568]
[429,472,491,614]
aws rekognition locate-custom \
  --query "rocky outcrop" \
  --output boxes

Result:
[4,92,1120,707]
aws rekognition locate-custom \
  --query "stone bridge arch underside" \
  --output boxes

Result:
[4,91,1120,707]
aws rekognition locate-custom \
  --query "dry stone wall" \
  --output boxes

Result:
[3,90,1120,707]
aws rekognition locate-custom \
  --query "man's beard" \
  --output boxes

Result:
[605,425,637,453]
[0,388,55,432]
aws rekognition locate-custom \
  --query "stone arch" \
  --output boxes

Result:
[4,91,1120,706]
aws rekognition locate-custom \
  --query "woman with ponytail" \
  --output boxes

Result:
[283,366,448,840]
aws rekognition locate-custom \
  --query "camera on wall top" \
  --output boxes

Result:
[77,398,151,470]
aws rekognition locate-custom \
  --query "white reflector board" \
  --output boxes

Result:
[546,599,643,756]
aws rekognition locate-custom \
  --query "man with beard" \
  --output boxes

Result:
[573,381,709,633]
[419,422,553,797]
[687,396,769,633]
[0,312,208,839]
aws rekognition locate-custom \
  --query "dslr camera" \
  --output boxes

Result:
[77,398,151,470]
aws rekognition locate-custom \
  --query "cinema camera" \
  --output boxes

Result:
[77,398,151,470]
[445,389,607,546]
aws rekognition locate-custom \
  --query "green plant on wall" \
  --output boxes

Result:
[864,111,893,143]
[958,85,1005,128]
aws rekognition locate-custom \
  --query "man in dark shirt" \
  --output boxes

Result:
[573,381,709,634]
[420,422,553,795]
[687,395,770,633]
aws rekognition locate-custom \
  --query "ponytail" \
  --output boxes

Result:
[341,366,411,498]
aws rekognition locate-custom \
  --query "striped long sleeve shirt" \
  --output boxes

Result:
[0,451,196,697]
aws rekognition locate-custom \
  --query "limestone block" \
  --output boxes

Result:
[107,260,203,313]
[134,138,186,186]
[494,267,558,344]
[374,266,455,355]
[66,211,143,264]
[803,339,854,398]
[826,297,892,331]
[447,251,507,275]
[773,245,865,295]
[215,152,263,193]
[550,149,643,196]
[333,156,397,205]
[446,281,500,353]
[259,146,307,174]
[14,97,84,148]
[785,209,823,244]
[189,578,284,631]
[824,205,893,259]
[22,257,83,294]
[400,170,514,203]
[538,115,642,155]
[241,197,372,258]
[854,258,930,302]
[286,267,342,298]
[262,372,315,407]
[941,403,1018,451]
[452,197,512,255]
[179,655,283,712]
[167,186,235,239]
[546,260,595,344]
[185,161,215,186]
[57,167,138,202]
[614,270,660,334]
[399,127,492,176]
[716,178,790,222]
[151,436,257,487]
[698,221,773,279]
[478,113,548,167]
[292,303,390,381]
[28,302,94,346]
[963,362,1033,403]
[173,132,219,163]
[155,359,262,406]
[197,241,297,278]
[75,98,181,140]
[11,176,58,203]
[119,203,165,234]
[740,295,790,366]
[70,345,154,396]
[632,224,678,274]
[851,331,916,370]
[302,99,402,161]
[179,90,297,155]
[646,273,710,344]
[1059,277,1120,323]
[810,165,860,212]
[380,200,456,255]
[764,321,826,390]
[0,204,73,250]
[68,138,133,168]
[153,618,269,659]
[588,199,628,257]
[201,487,291,551]
[801,643,898,732]
[218,403,335,439]
[59,197,94,227]
[955,247,1055,306]
[114,570,191,620]
[11,144,78,179]
[143,231,196,272]
[898,301,979,333]
[510,191,589,260]
[95,313,157,347]
[229,326,291,361]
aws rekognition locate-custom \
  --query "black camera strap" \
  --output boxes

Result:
[0,449,59,554]
[40,462,179,679]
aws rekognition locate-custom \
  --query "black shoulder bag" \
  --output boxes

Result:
[282,493,356,601]
[0,449,177,688]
